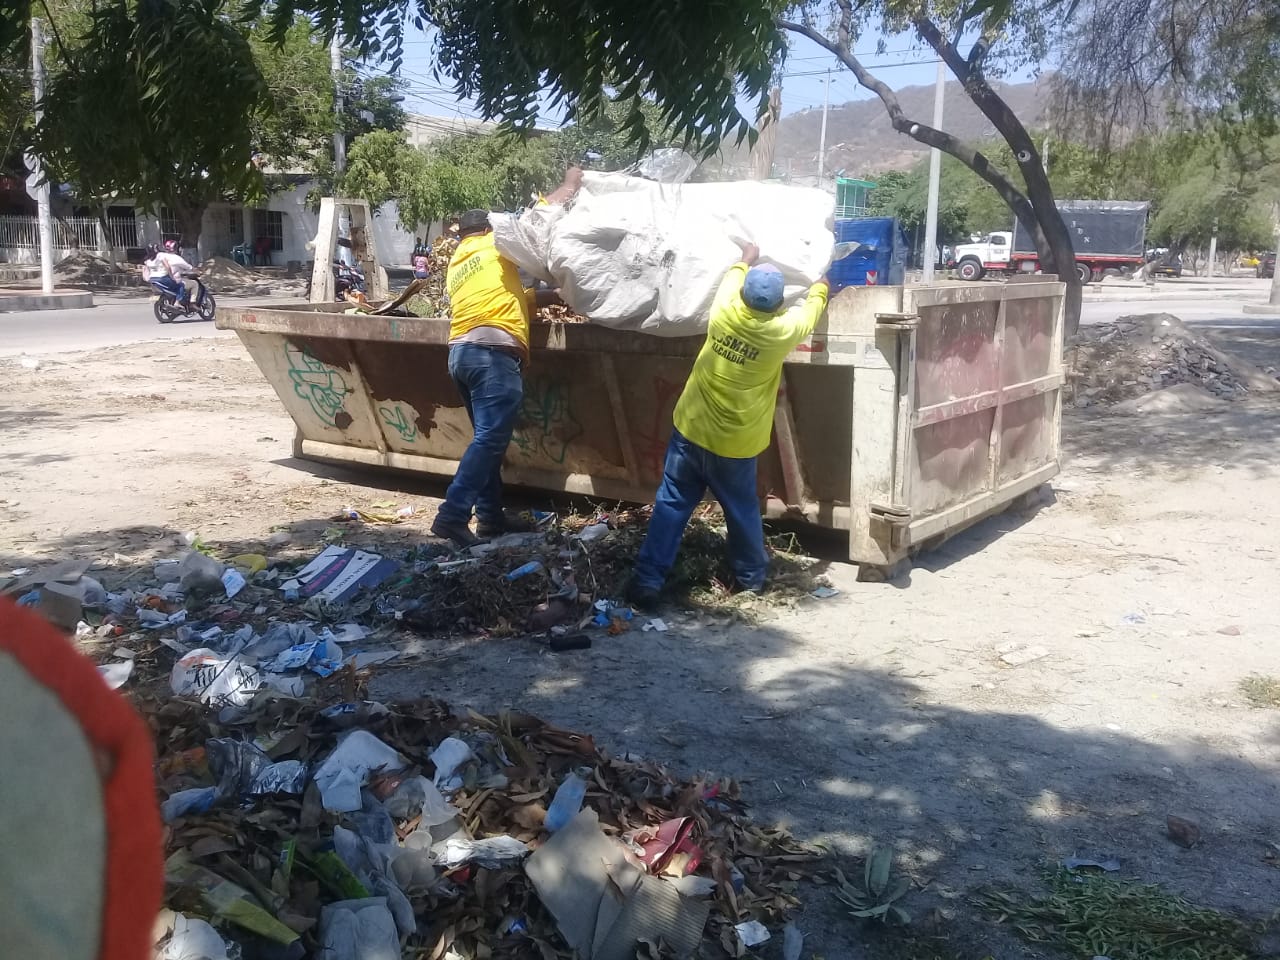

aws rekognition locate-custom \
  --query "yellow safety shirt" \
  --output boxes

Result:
[673,263,829,458]
[446,233,532,355]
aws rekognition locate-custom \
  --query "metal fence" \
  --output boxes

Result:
[0,214,139,258]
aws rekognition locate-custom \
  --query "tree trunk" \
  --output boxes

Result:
[911,18,1082,336]
[1269,260,1280,306]
[95,202,117,267]
[173,200,207,263]
[777,17,1082,337]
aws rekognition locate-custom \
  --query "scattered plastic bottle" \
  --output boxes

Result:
[544,772,588,832]
[337,505,359,520]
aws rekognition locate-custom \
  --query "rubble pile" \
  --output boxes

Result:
[1071,313,1277,407]
[52,250,127,284]
[4,507,830,959]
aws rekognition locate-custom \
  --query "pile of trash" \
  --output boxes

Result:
[144,693,818,960]
[394,236,587,325]
[3,509,829,959]
[4,508,826,704]
[1071,313,1280,407]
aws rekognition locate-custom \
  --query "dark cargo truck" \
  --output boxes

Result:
[950,200,1150,282]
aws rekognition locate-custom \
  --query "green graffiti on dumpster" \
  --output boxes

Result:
[513,377,582,465]
[285,345,348,426]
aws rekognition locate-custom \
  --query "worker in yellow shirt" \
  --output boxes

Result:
[431,169,581,547]
[629,241,829,607]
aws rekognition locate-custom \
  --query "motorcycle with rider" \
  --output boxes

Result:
[141,239,216,323]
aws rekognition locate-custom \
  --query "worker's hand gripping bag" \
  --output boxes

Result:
[492,168,835,335]
[0,597,162,960]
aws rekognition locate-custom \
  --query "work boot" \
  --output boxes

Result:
[625,580,661,614]
[476,510,541,540]
[430,515,485,549]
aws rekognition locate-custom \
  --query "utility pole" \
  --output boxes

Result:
[330,33,346,178]
[1207,217,1218,278]
[922,59,946,283]
[817,69,830,182]
[28,18,55,294]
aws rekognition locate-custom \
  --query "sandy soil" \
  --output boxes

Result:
[2,332,1279,957]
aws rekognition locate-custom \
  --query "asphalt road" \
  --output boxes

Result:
[0,288,1272,356]
[0,291,296,356]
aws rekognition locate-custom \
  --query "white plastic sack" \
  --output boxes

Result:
[492,171,834,335]
[170,648,261,706]
[160,914,232,960]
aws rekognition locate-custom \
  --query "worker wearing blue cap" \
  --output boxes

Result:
[629,241,829,608]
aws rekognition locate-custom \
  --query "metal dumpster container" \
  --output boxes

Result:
[217,279,1064,574]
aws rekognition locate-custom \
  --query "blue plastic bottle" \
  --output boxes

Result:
[544,772,588,832]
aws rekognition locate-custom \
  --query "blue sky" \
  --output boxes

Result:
[379,27,1037,128]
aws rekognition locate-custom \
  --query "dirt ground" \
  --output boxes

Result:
[2,329,1279,958]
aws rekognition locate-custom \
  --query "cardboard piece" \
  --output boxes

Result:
[281,547,399,605]
[526,809,709,960]
[38,579,85,630]
[0,559,92,596]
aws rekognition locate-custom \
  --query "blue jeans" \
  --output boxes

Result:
[150,276,187,302]
[633,428,768,592]
[437,344,523,527]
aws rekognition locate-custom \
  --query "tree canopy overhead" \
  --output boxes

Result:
[235,0,786,157]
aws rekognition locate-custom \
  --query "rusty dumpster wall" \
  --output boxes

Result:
[225,309,853,515]
[897,281,1063,545]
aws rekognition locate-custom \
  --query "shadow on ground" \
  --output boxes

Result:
[3,510,1277,958]
[1063,400,1280,477]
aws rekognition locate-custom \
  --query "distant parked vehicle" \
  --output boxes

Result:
[1147,253,1183,278]
[1258,252,1275,279]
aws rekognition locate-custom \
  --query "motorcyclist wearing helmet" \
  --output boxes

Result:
[154,239,199,311]
[142,242,187,309]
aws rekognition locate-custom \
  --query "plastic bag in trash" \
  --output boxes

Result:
[382,775,458,828]
[249,759,309,795]
[171,649,261,706]
[317,898,400,960]
[97,659,134,689]
[160,914,234,960]
[245,621,315,661]
[333,825,415,936]
[435,835,529,870]
[161,786,218,823]
[207,738,273,801]
[312,730,407,813]
[429,736,473,793]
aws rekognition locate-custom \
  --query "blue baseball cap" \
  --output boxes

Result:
[742,264,784,313]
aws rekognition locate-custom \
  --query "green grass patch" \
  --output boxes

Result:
[974,869,1260,960]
